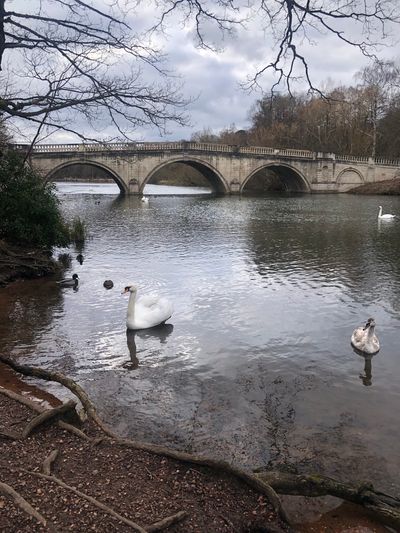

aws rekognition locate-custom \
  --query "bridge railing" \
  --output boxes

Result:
[11,141,400,167]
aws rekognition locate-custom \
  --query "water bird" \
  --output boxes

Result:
[378,206,395,219]
[103,280,114,289]
[57,273,79,288]
[351,318,380,355]
[76,254,84,264]
[141,196,149,204]
[122,284,173,330]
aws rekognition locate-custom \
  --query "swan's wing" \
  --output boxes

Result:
[135,295,173,329]
[137,293,160,307]
[351,326,365,345]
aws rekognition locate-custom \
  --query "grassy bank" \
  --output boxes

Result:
[349,177,400,195]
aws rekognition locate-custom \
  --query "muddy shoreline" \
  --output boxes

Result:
[0,379,288,532]
[0,358,393,532]
[0,240,58,288]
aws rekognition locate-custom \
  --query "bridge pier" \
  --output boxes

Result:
[128,178,140,195]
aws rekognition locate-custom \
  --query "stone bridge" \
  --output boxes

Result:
[18,141,400,195]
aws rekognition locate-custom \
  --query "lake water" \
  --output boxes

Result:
[1,182,400,511]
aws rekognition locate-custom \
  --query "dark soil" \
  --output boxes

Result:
[0,392,289,532]
[0,240,57,287]
[348,177,400,195]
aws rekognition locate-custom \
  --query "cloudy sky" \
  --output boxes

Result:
[122,0,399,142]
[6,1,400,143]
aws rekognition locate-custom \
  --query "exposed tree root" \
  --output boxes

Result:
[0,480,52,530]
[0,429,18,440]
[257,470,400,530]
[42,449,59,476]
[0,387,91,441]
[21,399,77,438]
[145,511,188,531]
[0,356,290,525]
[25,469,149,533]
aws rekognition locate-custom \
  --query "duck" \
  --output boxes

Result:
[76,254,84,265]
[141,196,149,204]
[103,280,114,289]
[378,206,395,219]
[351,317,380,355]
[57,273,79,288]
[122,284,173,330]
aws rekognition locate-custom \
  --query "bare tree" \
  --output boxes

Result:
[0,1,398,143]
[150,0,399,95]
[357,59,400,157]
[0,1,189,142]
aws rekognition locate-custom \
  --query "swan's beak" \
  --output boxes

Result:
[122,288,129,294]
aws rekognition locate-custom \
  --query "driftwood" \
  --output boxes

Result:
[0,356,290,525]
[257,470,400,529]
[21,399,77,438]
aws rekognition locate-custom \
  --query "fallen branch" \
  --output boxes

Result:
[0,387,91,441]
[257,470,400,529]
[0,480,50,528]
[0,357,289,524]
[146,510,187,532]
[42,449,59,476]
[25,469,148,533]
[21,399,77,438]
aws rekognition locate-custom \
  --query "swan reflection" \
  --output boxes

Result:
[123,324,174,370]
[352,346,375,387]
[124,329,139,370]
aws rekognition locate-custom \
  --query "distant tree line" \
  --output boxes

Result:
[191,60,400,159]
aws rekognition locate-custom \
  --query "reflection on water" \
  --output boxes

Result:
[124,324,174,370]
[124,330,138,370]
[1,183,400,504]
[360,355,373,387]
[352,346,375,387]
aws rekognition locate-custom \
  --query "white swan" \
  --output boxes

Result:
[378,206,395,219]
[141,196,149,203]
[123,284,173,330]
[351,318,380,355]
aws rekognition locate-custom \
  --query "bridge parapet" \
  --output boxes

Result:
[12,141,400,167]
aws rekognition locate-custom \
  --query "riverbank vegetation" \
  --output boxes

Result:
[0,144,87,284]
[0,151,70,248]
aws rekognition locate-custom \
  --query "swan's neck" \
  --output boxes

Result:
[366,325,375,339]
[127,291,137,321]
[378,207,382,216]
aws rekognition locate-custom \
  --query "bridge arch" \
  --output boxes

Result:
[336,167,364,191]
[44,159,128,194]
[141,157,230,194]
[241,162,311,193]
